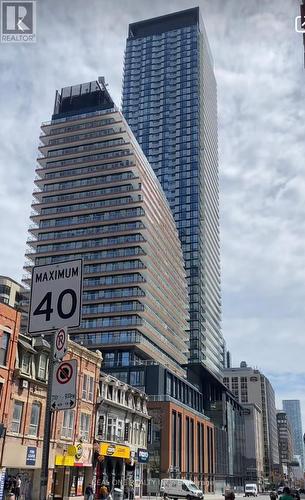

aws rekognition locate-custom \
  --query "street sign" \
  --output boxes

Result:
[54,327,68,361]
[51,359,77,410]
[28,259,82,334]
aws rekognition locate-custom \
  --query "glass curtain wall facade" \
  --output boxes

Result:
[122,7,224,376]
[23,79,189,379]
[282,400,304,469]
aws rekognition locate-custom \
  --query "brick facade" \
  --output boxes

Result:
[147,401,215,493]
[1,334,102,499]
[0,303,20,462]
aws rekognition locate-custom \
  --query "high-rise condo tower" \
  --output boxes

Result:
[122,7,224,375]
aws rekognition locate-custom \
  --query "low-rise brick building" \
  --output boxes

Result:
[0,302,21,481]
[1,333,102,499]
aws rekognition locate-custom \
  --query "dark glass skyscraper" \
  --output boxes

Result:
[122,7,224,375]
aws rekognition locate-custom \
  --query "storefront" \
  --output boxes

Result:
[95,443,130,497]
[52,443,93,499]
[2,442,42,499]
[95,444,149,499]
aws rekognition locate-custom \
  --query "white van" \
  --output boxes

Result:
[245,484,258,497]
[160,479,204,499]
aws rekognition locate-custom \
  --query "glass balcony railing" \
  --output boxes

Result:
[41,107,117,127]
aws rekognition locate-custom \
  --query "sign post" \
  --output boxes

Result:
[28,259,82,500]
[40,335,55,500]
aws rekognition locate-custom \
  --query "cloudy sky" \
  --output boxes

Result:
[1,0,305,423]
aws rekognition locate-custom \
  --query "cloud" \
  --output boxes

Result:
[0,0,304,425]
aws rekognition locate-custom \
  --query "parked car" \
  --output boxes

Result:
[160,479,204,500]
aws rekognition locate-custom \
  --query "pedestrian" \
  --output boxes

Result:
[14,476,21,500]
[100,483,108,499]
[106,486,113,500]
[85,483,94,500]
[280,487,294,500]
[270,491,278,500]
[129,486,134,500]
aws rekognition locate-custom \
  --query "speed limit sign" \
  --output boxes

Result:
[28,259,83,334]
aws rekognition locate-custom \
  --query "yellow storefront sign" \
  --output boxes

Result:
[99,443,130,459]
[67,445,77,456]
[55,454,75,466]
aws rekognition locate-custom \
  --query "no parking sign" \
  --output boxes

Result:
[51,359,77,410]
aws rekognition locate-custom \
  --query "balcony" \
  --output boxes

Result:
[40,107,117,129]
[37,145,132,169]
[39,126,124,151]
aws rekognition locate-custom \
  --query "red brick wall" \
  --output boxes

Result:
[0,303,20,427]
[148,401,215,480]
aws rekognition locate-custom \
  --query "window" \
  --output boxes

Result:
[129,370,144,386]
[0,284,10,296]
[104,352,115,367]
[29,402,41,436]
[82,374,88,399]
[241,376,248,403]
[97,415,105,437]
[38,353,48,380]
[118,351,130,366]
[107,417,115,440]
[21,351,31,374]
[117,420,123,439]
[88,377,94,402]
[62,410,75,439]
[82,375,94,401]
[80,413,90,441]
[0,331,9,366]
[11,401,23,433]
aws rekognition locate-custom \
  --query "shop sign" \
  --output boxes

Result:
[0,467,6,500]
[55,455,75,466]
[67,443,83,460]
[26,446,37,466]
[75,443,83,460]
[99,443,130,459]
[137,448,149,463]
[67,445,77,456]
[124,422,129,441]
